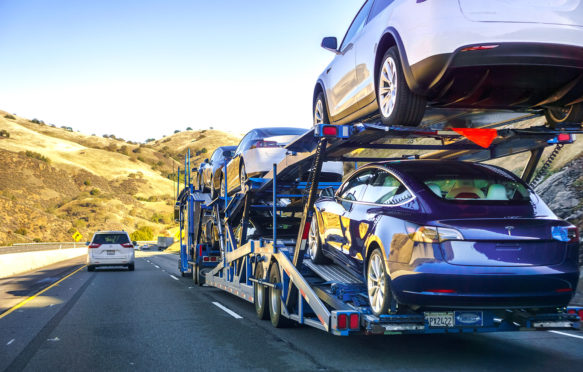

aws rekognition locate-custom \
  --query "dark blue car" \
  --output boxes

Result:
[310,160,580,316]
[196,146,237,197]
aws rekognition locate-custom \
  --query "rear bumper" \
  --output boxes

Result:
[87,256,134,266]
[410,43,583,108]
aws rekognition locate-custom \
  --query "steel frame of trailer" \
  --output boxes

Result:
[175,115,582,336]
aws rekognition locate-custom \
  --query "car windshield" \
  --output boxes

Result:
[393,162,531,202]
[93,233,129,244]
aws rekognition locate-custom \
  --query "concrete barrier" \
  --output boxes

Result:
[0,248,87,278]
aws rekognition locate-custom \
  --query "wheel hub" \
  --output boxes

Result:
[314,100,325,125]
[379,57,398,118]
[367,254,385,314]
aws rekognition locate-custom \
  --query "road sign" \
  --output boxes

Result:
[72,231,83,242]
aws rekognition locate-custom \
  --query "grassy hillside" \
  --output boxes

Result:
[0,110,240,245]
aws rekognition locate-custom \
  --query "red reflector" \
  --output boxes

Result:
[461,45,499,52]
[302,221,311,240]
[203,256,210,262]
[88,243,101,249]
[198,244,203,257]
[322,126,338,136]
[121,243,133,248]
[579,310,583,319]
[452,128,497,148]
[337,314,347,329]
[568,309,576,314]
[557,133,571,142]
[556,288,572,293]
[210,256,218,262]
[427,289,456,293]
[349,313,359,329]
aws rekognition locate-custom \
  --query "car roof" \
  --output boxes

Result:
[94,231,128,234]
[367,160,516,180]
[251,127,309,137]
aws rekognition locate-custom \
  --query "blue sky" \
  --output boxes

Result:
[0,0,362,141]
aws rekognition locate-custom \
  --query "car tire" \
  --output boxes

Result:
[545,104,583,129]
[193,264,199,285]
[308,215,329,264]
[240,162,248,191]
[268,261,292,328]
[128,263,135,271]
[313,92,329,125]
[377,47,426,127]
[87,265,95,272]
[366,248,391,316]
[254,264,269,320]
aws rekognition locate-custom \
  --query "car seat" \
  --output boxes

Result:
[427,183,442,197]
[486,184,508,200]
[446,186,485,199]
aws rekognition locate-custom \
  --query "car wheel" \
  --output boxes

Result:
[268,261,292,328]
[87,265,95,272]
[545,104,583,129]
[367,248,391,316]
[240,162,248,190]
[377,47,426,127]
[210,223,220,250]
[314,92,329,126]
[128,263,135,271]
[308,215,328,264]
[254,264,269,320]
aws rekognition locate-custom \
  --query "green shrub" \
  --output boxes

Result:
[4,114,15,120]
[90,188,100,196]
[0,130,10,138]
[130,225,154,241]
[137,156,145,162]
[174,130,180,133]
[145,138,155,143]
[84,180,91,186]
[23,151,50,163]
[15,228,27,235]
[186,127,193,130]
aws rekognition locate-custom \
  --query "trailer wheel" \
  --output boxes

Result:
[377,47,425,126]
[545,104,583,129]
[268,262,292,328]
[367,248,391,316]
[198,267,208,286]
[87,265,95,272]
[254,265,269,320]
[193,264,199,285]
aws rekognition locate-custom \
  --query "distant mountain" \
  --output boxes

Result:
[0,110,240,245]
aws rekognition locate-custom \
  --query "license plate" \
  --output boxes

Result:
[107,250,115,255]
[425,312,454,328]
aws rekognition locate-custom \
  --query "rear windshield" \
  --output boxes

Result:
[256,128,307,137]
[394,162,530,202]
[92,233,129,244]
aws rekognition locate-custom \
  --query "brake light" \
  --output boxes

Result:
[88,243,101,248]
[461,45,499,52]
[121,243,133,248]
[198,244,203,257]
[203,256,209,262]
[556,288,572,293]
[427,289,456,294]
[551,226,579,243]
[251,140,278,149]
[337,314,347,329]
[349,313,359,329]
[322,125,338,137]
[407,225,464,243]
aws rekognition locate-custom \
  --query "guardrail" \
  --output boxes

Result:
[0,241,157,255]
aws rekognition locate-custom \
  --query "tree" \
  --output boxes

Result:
[174,130,180,134]
[145,138,155,143]
[186,127,193,131]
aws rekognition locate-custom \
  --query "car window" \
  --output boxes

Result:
[361,170,412,205]
[340,0,374,51]
[339,169,375,201]
[93,233,129,244]
[210,150,220,164]
[236,131,256,154]
[368,0,394,22]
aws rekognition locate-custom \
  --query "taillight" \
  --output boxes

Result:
[321,125,338,137]
[460,45,499,52]
[407,225,464,243]
[88,243,101,248]
[349,313,359,329]
[121,243,133,248]
[337,314,347,329]
[251,140,278,149]
[551,226,579,243]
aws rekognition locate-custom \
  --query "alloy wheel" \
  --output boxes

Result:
[367,252,386,314]
[314,99,325,125]
[379,56,398,118]
[308,218,318,260]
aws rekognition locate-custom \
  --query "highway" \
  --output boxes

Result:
[1,252,582,372]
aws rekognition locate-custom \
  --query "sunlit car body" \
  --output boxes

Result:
[310,160,579,315]
[197,146,236,195]
[221,127,343,196]
[314,0,583,128]
[87,231,135,271]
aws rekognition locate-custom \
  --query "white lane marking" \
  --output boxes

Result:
[7,339,15,345]
[212,302,243,319]
[47,337,60,342]
[169,275,179,281]
[548,330,583,340]
[154,265,160,269]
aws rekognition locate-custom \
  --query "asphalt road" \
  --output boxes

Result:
[1,252,582,372]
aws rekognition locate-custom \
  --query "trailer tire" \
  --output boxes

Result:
[87,265,95,272]
[268,262,292,328]
[128,264,135,271]
[193,264,199,285]
[198,267,208,286]
[254,265,269,320]
[545,103,583,129]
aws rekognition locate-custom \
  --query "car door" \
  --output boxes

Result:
[205,150,220,188]
[325,0,374,121]
[354,0,396,108]
[227,131,255,194]
[323,168,375,263]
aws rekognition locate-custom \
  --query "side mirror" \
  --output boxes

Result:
[132,241,137,246]
[320,186,335,198]
[321,37,340,54]
[85,241,90,246]
[204,158,209,163]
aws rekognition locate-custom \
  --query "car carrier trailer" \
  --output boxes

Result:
[174,111,582,336]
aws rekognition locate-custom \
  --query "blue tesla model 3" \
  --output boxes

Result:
[309,160,580,316]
